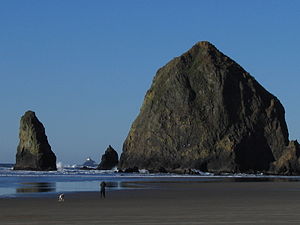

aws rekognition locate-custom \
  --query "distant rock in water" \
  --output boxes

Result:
[82,157,97,167]
[120,41,300,174]
[97,145,119,170]
[14,111,57,171]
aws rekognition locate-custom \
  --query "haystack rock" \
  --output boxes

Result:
[14,111,57,171]
[97,145,119,170]
[120,41,300,174]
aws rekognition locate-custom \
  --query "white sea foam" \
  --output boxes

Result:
[139,169,149,174]
[1,163,300,180]
[56,161,64,171]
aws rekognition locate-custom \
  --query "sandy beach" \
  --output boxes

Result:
[1,181,300,224]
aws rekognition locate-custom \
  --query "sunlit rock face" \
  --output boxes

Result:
[120,41,299,174]
[14,111,57,171]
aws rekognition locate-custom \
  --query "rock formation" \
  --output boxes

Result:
[97,145,119,170]
[271,140,300,175]
[120,41,300,174]
[82,157,97,167]
[14,111,57,171]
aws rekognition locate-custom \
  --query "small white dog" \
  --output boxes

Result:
[58,193,65,202]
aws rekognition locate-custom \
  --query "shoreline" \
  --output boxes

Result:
[2,174,300,199]
[1,181,300,224]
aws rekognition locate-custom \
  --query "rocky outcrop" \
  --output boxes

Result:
[14,111,57,171]
[120,41,299,174]
[82,157,97,167]
[97,145,119,170]
[271,141,300,175]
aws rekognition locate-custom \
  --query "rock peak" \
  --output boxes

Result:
[188,41,220,55]
[173,41,231,75]
[23,110,37,121]
[24,110,35,116]
[194,40,215,48]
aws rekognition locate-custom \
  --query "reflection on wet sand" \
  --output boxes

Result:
[230,177,300,182]
[13,176,300,196]
[11,181,135,196]
[98,181,145,189]
[17,182,56,193]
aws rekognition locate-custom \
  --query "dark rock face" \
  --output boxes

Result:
[97,145,119,170]
[120,41,297,174]
[124,166,139,173]
[14,111,57,171]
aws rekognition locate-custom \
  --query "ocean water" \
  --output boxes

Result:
[1,163,300,198]
[0,163,153,198]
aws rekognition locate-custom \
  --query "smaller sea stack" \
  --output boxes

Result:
[97,145,119,170]
[14,111,57,171]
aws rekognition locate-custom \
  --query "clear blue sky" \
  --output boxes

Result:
[0,0,299,164]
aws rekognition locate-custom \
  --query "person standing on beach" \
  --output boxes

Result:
[100,181,106,198]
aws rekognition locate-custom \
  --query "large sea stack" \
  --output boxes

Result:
[14,111,57,171]
[120,41,300,174]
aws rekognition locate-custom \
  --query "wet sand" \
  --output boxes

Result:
[1,181,300,224]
